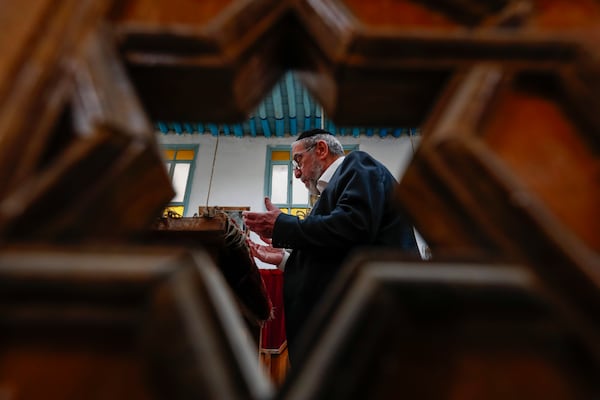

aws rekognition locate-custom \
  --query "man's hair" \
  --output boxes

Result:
[295,129,344,156]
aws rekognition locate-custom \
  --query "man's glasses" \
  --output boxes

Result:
[292,144,316,170]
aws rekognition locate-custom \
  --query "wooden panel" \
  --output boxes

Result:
[102,0,600,126]
[526,0,600,30]
[0,0,113,198]
[110,0,234,26]
[110,0,291,122]
[280,252,600,399]
[0,28,174,242]
[292,0,600,126]
[396,63,600,327]
[2,3,599,398]
[483,73,599,251]
[0,245,273,400]
[340,0,463,28]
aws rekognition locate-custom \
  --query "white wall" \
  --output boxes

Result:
[158,133,421,216]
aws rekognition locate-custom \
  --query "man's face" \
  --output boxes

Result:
[292,141,322,195]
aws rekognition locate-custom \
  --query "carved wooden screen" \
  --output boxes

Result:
[1,0,599,398]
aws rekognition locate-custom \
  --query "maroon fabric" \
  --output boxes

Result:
[259,269,287,350]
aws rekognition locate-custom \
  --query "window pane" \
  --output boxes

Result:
[292,174,309,204]
[271,150,290,161]
[172,163,190,202]
[164,149,175,160]
[271,164,288,203]
[163,205,184,217]
[175,149,195,160]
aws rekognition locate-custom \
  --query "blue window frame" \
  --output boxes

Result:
[162,145,197,217]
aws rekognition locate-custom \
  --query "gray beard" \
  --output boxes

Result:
[305,164,323,196]
[307,182,319,196]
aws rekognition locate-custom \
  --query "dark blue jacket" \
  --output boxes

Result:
[272,151,419,362]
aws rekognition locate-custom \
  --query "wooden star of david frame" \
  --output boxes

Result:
[396,59,600,326]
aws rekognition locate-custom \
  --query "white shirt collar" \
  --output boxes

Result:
[317,156,345,194]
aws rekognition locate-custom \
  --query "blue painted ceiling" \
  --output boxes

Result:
[156,71,419,138]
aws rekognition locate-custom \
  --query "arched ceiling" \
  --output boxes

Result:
[156,72,419,138]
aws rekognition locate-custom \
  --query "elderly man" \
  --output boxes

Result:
[243,128,419,365]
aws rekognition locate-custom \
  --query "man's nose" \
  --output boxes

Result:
[294,169,302,179]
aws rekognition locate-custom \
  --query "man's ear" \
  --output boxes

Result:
[316,140,328,159]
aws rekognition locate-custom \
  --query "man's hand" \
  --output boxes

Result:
[247,238,285,265]
[242,197,281,239]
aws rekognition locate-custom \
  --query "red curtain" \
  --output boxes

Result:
[259,269,286,350]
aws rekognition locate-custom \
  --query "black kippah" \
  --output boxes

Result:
[297,128,333,140]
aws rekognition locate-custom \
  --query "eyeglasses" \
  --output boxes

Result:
[292,144,316,170]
